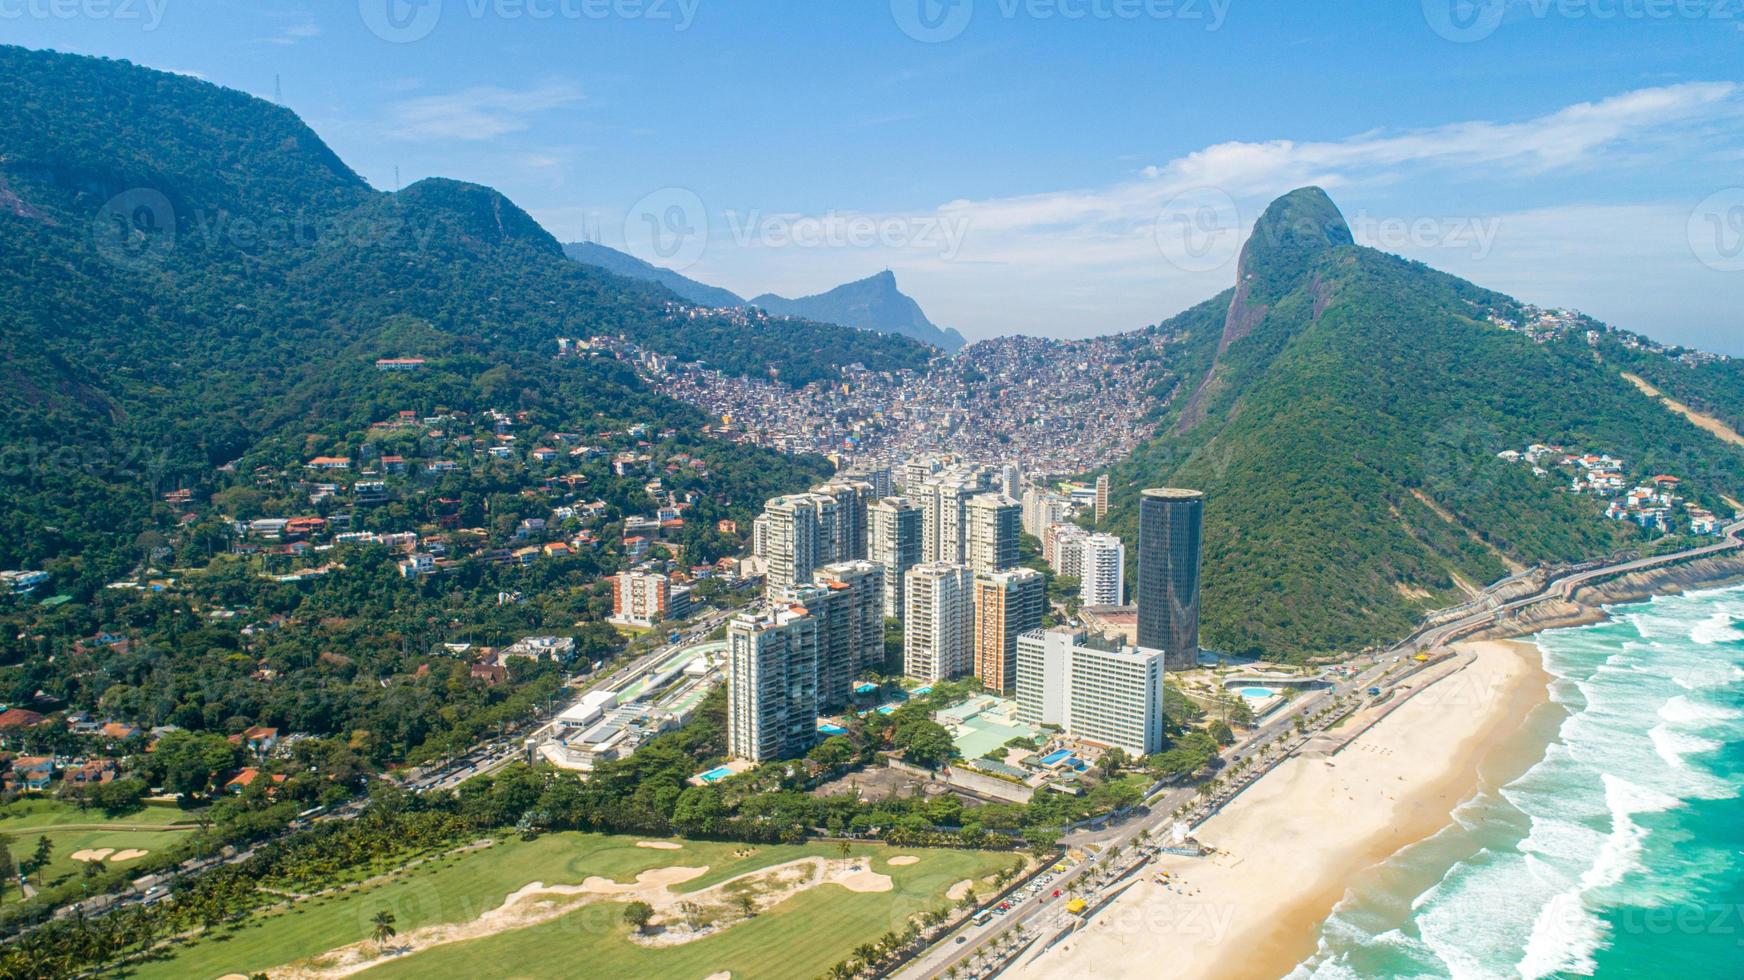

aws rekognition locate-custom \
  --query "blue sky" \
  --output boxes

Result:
[9,0,1743,349]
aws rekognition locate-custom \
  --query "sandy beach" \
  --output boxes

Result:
[1011,639,1552,980]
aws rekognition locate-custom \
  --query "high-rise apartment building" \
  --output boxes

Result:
[1000,463,1022,499]
[903,563,973,682]
[868,497,923,620]
[917,466,996,564]
[1137,488,1204,671]
[762,495,821,594]
[813,480,873,561]
[1022,486,1074,539]
[750,513,770,559]
[900,453,951,494]
[965,492,1021,575]
[1046,523,1089,578]
[1015,627,1165,756]
[1080,533,1126,607]
[727,606,819,762]
[841,464,893,499]
[1094,473,1111,522]
[973,568,1045,695]
[812,560,885,701]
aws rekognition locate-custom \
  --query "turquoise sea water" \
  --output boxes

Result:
[1290,584,1744,979]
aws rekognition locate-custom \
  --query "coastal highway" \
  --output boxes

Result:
[901,520,1744,980]
[1408,517,1744,653]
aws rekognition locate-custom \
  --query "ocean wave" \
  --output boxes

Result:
[1648,724,1724,770]
[1658,694,1744,727]
[1290,587,1744,979]
[1688,611,1744,645]
[1515,774,1668,978]
[1669,662,1744,692]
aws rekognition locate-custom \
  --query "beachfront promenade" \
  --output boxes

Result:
[898,518,1744,980]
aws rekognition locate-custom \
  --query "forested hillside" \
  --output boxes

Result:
[0,46,881,777]
[1104,188,1744,660]
[0,45,922,581]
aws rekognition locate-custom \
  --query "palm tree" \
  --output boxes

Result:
[370,909,397,946]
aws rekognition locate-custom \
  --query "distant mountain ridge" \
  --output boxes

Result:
[751,271,966,352]
[563,242,965,352]
[562,241,748,309]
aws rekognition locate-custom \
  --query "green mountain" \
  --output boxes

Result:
[752,271,966,352]
[562,240,749,309]
[0,46,926,583]
[1105,187,1744,660]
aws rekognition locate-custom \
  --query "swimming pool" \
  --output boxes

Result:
[818,722,848,735]
[1039,749,1073,766]
[697,765,734,783]
[911,685,933,696]
[1240,686,1278,699]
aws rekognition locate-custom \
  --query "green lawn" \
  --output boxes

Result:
[127,834,1012,980]
[0,800,198,902]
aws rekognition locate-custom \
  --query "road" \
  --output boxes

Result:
[899,519,1744,980]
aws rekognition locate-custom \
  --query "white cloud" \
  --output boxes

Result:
[387,82,583,142]
[646,82,1742,343]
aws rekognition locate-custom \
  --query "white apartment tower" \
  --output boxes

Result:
[917,466,995,564]
[762,494,821,594]
[868,497,923,619]
[903,563,974,682]
[1080,533,1126,606]
[727,606,819,762]
[966,492,1022,575]
[1015,627,1165,756]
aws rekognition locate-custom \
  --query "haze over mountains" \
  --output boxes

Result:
[563,241,965,352]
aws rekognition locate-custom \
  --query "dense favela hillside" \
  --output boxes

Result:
[1103,187,1744,660]
[0,44,943,796]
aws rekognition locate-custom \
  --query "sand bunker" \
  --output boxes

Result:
[70,848,114,862]
[947,879,975,902]
[887,855,919,866]
[636,840,683,850]
[276,856,895,979]
[110,848,150,862]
